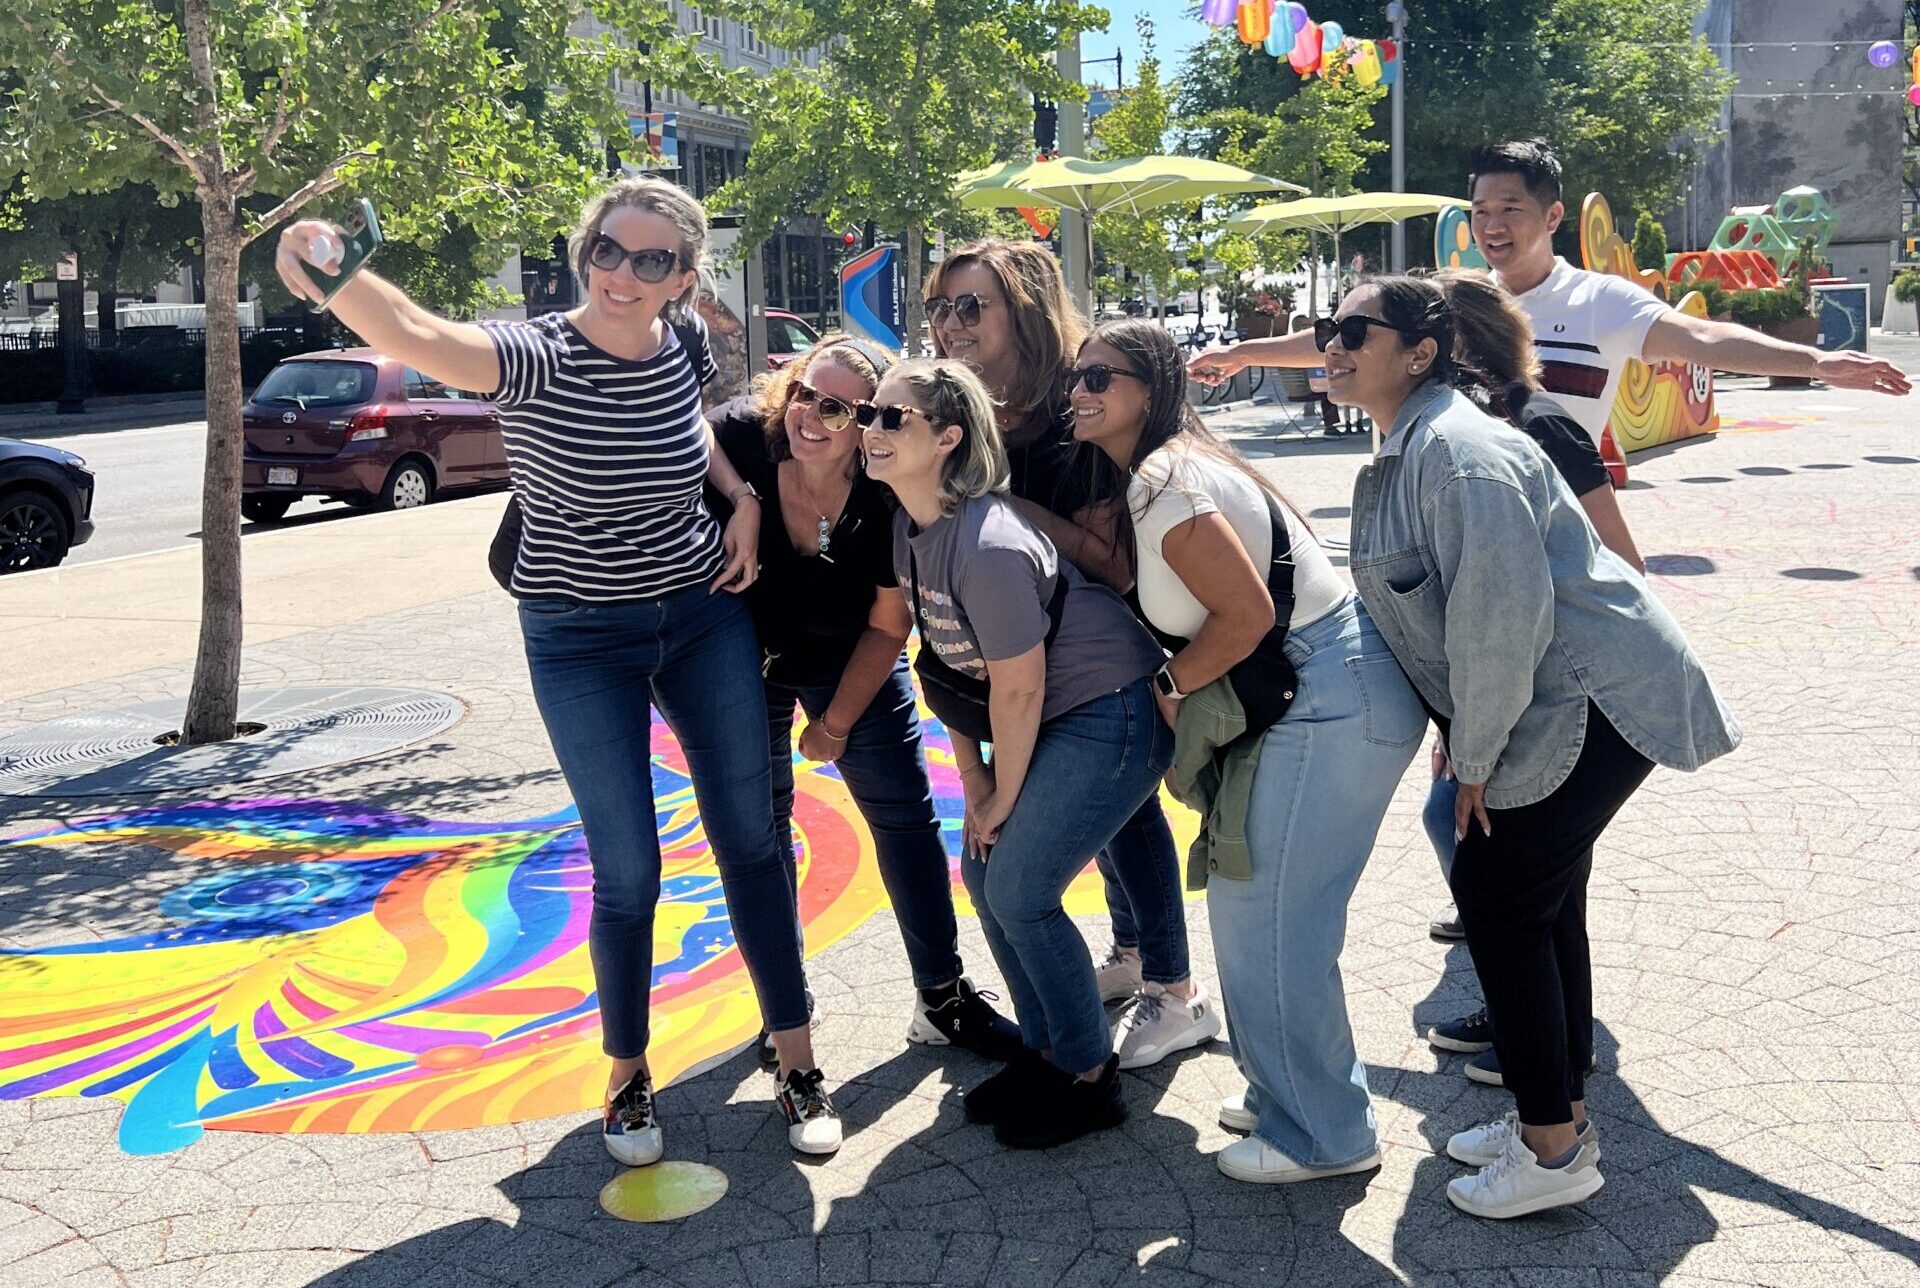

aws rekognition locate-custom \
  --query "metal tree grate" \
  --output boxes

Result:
[0,686,466,798]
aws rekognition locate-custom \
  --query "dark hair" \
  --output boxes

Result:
[1468,138,1563,208]
[1078,319,1305,570]
[1430,269,1541,422]
[1358,273,1525,412]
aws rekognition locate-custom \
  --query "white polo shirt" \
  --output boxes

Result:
[1496,257,1672,447]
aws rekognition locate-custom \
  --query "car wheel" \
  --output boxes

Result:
[241,495,294,524]
[382,459,434,511]
[0,488,72,572]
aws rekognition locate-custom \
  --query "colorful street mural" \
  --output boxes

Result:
[0,711,1198,1154]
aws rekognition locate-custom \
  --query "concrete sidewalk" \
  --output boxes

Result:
[0,392,209,438]
[2,379,1918,1287]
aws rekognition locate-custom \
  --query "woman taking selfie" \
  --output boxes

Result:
[275,176,842,1162]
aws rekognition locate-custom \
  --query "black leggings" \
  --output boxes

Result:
[1448,705,1654,1125]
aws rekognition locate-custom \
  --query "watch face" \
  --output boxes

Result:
[1155,669,1177,697]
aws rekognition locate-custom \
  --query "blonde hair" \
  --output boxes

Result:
[568,175,714,324]
[925,239,1087,433]
[750,333,895,462]
[1431,268,1542,420]
[890,358,1009,514]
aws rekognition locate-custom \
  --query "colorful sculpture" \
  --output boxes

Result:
[1707,184,1835,272]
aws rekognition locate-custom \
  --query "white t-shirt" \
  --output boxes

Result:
[1496,257,1671,447]
[1128,447,1348,643]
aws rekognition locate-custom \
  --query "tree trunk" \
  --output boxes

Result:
[97,213,129,339]
[902,224,925,359]
[180,192,246,745]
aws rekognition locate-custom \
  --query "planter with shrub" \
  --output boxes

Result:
[1884,268,1920,334]
[1724,286,1817,386]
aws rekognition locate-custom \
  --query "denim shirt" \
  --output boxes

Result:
[1348,382,1739,808]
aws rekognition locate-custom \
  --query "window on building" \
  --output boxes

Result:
[522,236,576,315]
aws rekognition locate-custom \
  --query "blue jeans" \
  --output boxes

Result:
[1425,776,1458,880]
[1093,795,1189,985]
[962,677,1175,1073]
[519,586,808,1060]
[767,656,963,989]
[1206,598,1424,1167]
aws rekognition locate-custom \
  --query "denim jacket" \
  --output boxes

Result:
[1349,382,1740,808]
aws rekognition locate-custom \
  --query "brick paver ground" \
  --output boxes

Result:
[3,361,1917,1287]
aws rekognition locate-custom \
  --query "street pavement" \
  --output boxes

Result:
[1,364,1917,1287]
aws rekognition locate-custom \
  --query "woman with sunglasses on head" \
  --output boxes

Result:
[1325,275,1739,1219]
[1069,320,1424,1184]
[275,176,841,1162]
[706,336,1021,1063]
[861,358,1172,1149]
[925,240,1211,1071]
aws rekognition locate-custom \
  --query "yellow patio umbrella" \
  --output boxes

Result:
[1225,192,1468,281]
[957,154,1305,217]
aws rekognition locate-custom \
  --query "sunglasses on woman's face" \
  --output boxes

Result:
[1314,314,1406,353]
[926,293,994,328]
[853,401,926,432]
[790,381,856,432]
[1065,363,1148,396]
[587,233,681,283]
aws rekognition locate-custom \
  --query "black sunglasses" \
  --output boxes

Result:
[927,293,994,328]
[1066,363,1149,395]
[852,401,926,432]
[1314,314,1408,353]
[790,381,856,432]
[586,233,681,283]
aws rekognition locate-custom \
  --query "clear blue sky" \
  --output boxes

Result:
[1083,0,1208,90]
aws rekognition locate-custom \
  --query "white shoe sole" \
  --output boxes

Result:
[904,1011,951,1046]
[1219,1103,1257,1133]
[1426,1029,1494,1055]
[1448,1167,1604,1218]
[1114,1010,1223,1071]
[603,1129,664,1167]
[1218,1149,1382,1185]
[789,1128,843,1156]
[1464,1060,1504,1087]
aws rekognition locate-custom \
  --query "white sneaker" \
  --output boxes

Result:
[776,1067,842,1156]
[1446,1131,1604,1219]
[1446,1110,1599,1168]
[1219,1088,1257,1133]
[1111,982,1223,1070]
[1217,1137,1382,1184]
[602,1075,663,1167]
[1095,945,1143,1004]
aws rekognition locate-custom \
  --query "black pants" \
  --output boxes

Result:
[1448,704,1654,1125]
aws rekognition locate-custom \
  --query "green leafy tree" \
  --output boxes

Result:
[0,184,201,335]
[694,0,1105,348]
[1178,0,1732,253]
[1089,17,1181,317]
[0,0,677,743]
[1631,209,1668,273]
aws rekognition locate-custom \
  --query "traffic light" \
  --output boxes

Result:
[1033,94,1058,154]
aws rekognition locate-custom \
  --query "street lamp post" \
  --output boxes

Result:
[1388,2,1408,270]
[1058,33,1092,317]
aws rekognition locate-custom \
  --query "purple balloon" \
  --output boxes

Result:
[1291,2,1309,32]
[1202,0,1238,26]
[1867,41,1898,69]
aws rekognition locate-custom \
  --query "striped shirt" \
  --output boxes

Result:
[483,312,720,602]
[1498,257,1671,448]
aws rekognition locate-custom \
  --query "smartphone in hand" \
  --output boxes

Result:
[302,199,384,311]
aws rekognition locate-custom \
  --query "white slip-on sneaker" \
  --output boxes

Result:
[776,1067,842,1156]
[1217,1137,1382,1184]
[1095,945,1144,1004]
[1111,982,1223,1070]
[1446,1131,1604,1219]
[602,1074,663,1167]
[1446,1110,1599,1168]
[1219,1088,1257,1133]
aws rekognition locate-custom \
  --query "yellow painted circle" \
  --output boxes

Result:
[598,1162,729,1223]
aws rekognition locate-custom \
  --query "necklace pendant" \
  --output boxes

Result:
[817,517,832,555]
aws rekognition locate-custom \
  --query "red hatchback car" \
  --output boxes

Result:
[241,349,509,522]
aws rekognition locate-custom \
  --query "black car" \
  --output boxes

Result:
[0,437,96,572]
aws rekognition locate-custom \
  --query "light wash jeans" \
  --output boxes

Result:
[1206,597,1424,1167]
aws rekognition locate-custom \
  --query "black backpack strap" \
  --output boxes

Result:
[668,315,712,386]
[1262,493,1297,628]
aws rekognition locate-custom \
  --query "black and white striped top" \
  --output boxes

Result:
[483,312,720,602]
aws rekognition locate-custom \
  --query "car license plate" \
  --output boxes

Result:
[267,467,298,486]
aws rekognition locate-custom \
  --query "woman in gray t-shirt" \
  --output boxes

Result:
[861,359,1169,1151]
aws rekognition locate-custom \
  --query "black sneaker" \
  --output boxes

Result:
[757,987,819,1066]
[1464,1046,1598,1087]
[1427,1007,1494,1054]
[962,1047,1048,1124]
[906,977,1025,1061]
[1430,902,1466,942]
[993,1054,1127,1149]
[775,1067,842,1155]
[602,1073,663,1166]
